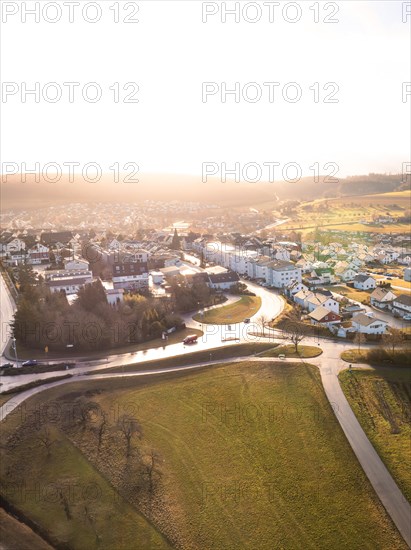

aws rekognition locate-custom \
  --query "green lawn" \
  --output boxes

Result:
[1,362,406,549]
[193,295,261,324]
[261,344,323,358]
[339,367,411,504]
[93,342,276,374]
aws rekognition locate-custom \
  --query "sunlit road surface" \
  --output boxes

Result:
[0,274,16,358]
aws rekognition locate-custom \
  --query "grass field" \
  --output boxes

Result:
[0,363,406,549]
[331,285,372,303]
[193,295,261,324]
[339,367,411,504]
[260,344,323,358]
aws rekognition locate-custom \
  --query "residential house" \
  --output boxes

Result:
[267,261,302,288]
[208,271,240,290]
[27,243,50,265]
[112,255,149,290]
[370,288,397,309]
[46,271,94,295]
[397,253,411,266]
[391,294,411,318]
[305,293,340,314]
[285,280,308,298]
[353,274,376,291]
[351,313,388,334]
[309,306,342,327]
[64,258,90,271]
[105,288,124,306]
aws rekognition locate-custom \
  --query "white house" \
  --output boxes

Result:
[6,238,26,253]
[267,261,302,288]
[337,268,358,283]
[370,288,397,309]
[305,293,340,314]
[208,271,239,290]
[46,271,94,295]
[105,288,124,306]
[353,274,376,291]
[397,254,411,266]
[391,294,411,318]
[351,313,388,334]
[285,280,308,297]
[64,258,90,271]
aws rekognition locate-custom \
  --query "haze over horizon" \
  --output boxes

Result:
[1,0,410,180]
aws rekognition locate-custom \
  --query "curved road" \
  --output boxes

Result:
[1,274,410,547]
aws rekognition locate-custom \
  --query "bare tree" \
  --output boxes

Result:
[283,313,307,353]
[59,488,72,520]
[118,414,142,457]
[354,332,367,353]
[382,327,404,354]
[97,409,107,451]
[257,314,269,337]
[36,424,56,457]
[77,398,100,428]
[142,449,162,496]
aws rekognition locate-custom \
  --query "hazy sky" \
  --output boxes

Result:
[1,0,410,182]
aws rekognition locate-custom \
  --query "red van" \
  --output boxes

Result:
[183,334,198,345]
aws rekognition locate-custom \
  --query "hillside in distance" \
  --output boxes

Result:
[0,172,407,210]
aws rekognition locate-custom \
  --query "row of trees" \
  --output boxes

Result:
[12,278,184,352]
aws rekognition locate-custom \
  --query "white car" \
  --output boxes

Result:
[403,314,411,321]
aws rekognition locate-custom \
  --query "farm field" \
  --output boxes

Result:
[193,295,261,324]
[0,362,407,549]
[339,367,411,503]
[279,190,410,235]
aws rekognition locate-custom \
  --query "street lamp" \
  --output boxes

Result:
[12,336,18,366]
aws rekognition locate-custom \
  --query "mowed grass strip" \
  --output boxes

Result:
[94,342,276,375]
[193,295,261,324]
[261,344,323,358]
[64,362,406,549]
[339,367,411,503]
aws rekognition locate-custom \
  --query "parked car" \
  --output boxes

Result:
[403,314,411,321]
[278,354,286,360]
[22,359,38,367]
[243,318,251,323]
[0,363,13,369]
[183,335,198,345]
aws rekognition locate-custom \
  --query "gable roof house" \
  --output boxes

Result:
[351,313,388,334]
[370,288,397,309]
[309,306,342,327]
[391,294,411,318]
[353,274,376,290]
